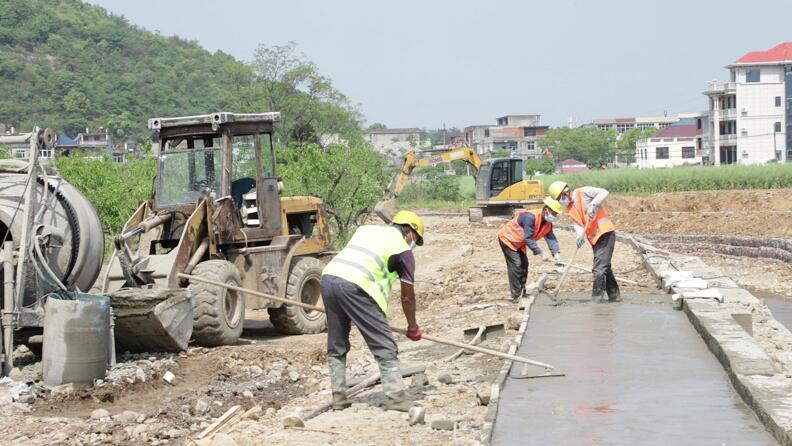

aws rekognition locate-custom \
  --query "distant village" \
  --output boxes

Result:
[0,124,140,163]
[3,42,791,171]
[367,42,792,170]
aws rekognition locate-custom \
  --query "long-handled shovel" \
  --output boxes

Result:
[551,220,592,301]
[177,273,555,371]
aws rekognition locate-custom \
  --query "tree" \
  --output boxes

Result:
[250,41,360,145]
[367,122,387,130]
[617,127,659,165]
[277,137,390,244]
[524,158,555,177]
[538,127,618,167]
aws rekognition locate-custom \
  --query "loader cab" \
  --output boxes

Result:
[150,112,282,236]
[476,158,524,200]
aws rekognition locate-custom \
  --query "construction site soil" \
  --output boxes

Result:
[0,188,788,445]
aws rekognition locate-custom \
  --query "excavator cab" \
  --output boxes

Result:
[476,158,524,200]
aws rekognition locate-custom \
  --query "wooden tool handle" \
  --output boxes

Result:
[179,273,554,370]
[391,327,553,369]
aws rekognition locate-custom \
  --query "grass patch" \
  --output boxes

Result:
[538,163,792,194]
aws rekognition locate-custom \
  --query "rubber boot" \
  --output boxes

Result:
[592,274,608,303]
[606,271,622,302]
[378,359,413,412]
[328,357,351,410]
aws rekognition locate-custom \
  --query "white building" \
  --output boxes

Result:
[463,115,548,159]
[700,42,792,165]
[636,124,701,169]
[366,128,421,156]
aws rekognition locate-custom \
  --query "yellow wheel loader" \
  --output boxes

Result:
[103,112,333,351]
[374,147,544,223]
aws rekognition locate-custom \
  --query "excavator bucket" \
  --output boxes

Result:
[374,197,397,224]
[109,287,193,353]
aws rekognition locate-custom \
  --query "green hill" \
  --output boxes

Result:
[0,0,357,143]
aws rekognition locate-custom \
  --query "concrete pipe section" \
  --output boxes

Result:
[0,168,103,305]
[492,293,777,445]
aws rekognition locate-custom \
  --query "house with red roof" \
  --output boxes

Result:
[700,42,792,165]
[558,158,589,174]
[636,124,700,169]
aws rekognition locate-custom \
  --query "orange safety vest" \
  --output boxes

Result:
[498,209,553,253]
[567,188,615,246]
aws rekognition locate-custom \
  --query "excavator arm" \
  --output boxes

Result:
[374,147,482,222]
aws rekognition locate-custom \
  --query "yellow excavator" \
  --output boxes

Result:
[374,147,545,222]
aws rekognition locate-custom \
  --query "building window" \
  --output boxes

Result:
[696,119,702,130]
[523,127,536,137]
[730,70,736,82]
[746,68,760,83]
[775,122,782,133]
[526,141,535,151]
[39,149,53,158]
[659,123,671,129]
[656,147,669,159]
[12,149,28,159]
[682,147,695,159]
[484,129,490,137]
[616,123,634,133]
[776,96,782,107]
[720,146,737,164]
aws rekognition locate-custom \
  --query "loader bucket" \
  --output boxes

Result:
[109,287,193,353]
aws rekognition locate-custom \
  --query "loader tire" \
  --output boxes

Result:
[269,257,326,335]
[190,260,245,346]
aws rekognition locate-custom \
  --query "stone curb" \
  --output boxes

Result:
[480,295,536,445]
[640,252,792,446]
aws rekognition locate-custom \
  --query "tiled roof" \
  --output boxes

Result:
[654,124,697,138]
[734,42,792,64]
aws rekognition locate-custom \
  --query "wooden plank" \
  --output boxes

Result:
[197,405,241,439]
[346,364,426,388]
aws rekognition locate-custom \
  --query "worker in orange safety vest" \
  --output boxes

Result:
[497,197,562,302]
[548,181,620,303]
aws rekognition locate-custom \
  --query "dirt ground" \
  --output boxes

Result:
[605,188,792,238]
[0,188,788,445]
[0,216,651,446]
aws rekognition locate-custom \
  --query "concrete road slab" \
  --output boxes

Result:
[492,295,777,445]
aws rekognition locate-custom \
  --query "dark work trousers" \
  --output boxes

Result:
[499,239,529,300]
[321,274,398,362]
[591,230,619,298]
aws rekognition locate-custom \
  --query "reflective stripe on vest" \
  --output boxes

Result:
[498,209,552,253]
[322,225,410,315]
[568,188,615,246]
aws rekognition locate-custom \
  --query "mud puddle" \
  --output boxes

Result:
[747,287,792,331]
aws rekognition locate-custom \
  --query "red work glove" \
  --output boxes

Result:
[406,325,422,341]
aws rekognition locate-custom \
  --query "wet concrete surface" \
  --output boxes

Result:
[492,294,777,446]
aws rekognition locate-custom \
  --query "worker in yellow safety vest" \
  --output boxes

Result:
[548,181,620,303]
[497,197,563,302]
[321,211,424,412]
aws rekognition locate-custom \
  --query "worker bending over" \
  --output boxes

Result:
[321,211,424,412]
[497,197,562,302]
[548,181,620,303]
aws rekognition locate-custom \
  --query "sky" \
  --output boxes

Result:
[88,0,792,130]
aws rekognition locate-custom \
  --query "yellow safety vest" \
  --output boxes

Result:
[322,225,410,315]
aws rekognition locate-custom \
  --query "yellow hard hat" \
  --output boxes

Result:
[547,181,568,200]
[392,210,424,245]
[543,196,563,214]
